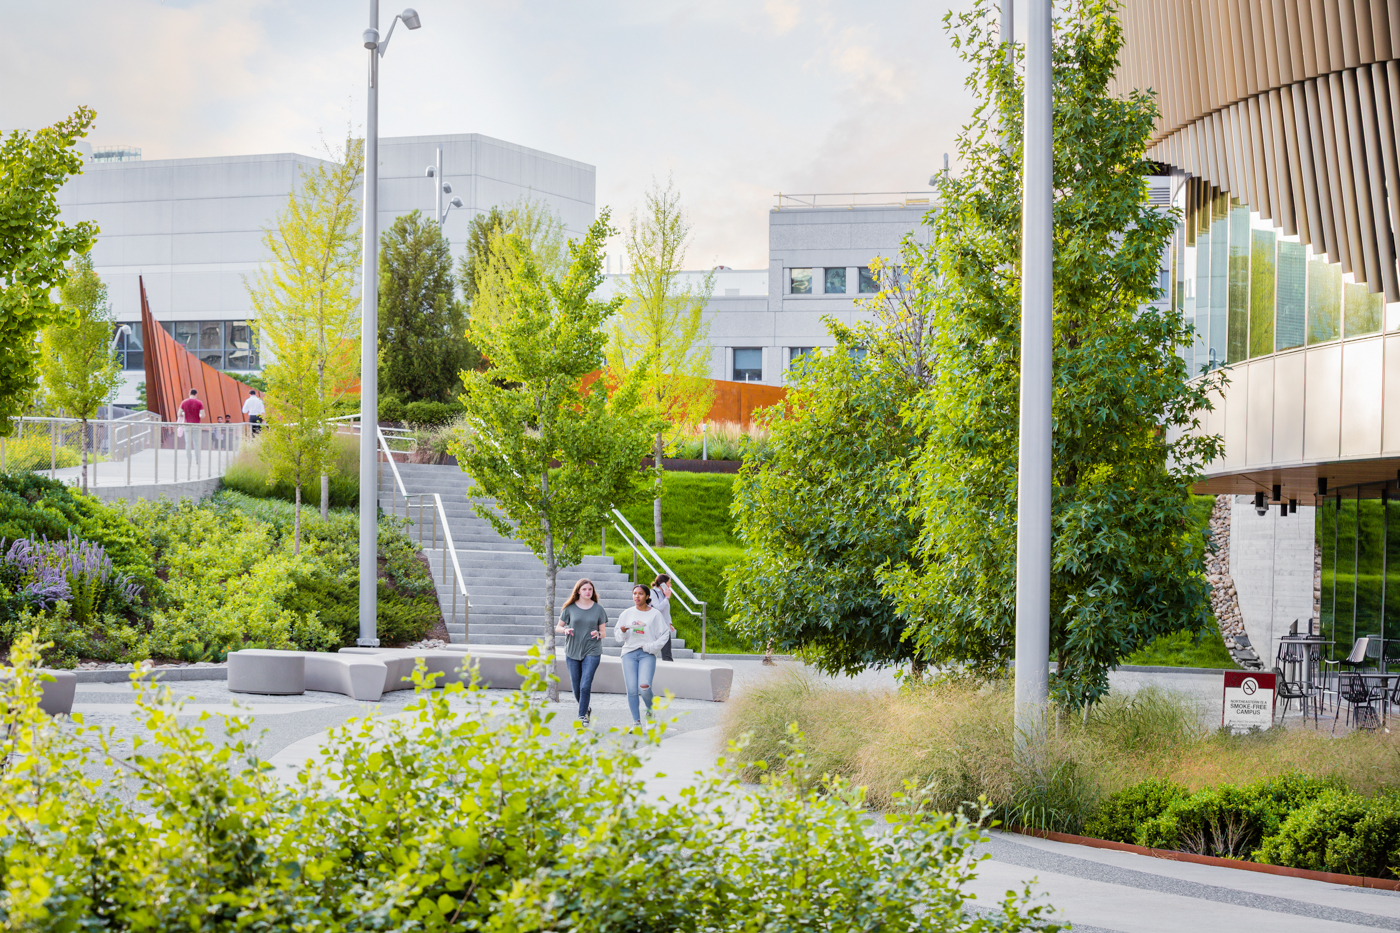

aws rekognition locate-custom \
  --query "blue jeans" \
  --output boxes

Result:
[621,649,657,722]
[566,654,601,720]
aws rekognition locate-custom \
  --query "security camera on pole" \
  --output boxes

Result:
[358,2,421,648]
[424,148,465,226]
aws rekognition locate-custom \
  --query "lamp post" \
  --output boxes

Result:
[359,2,421,648]
[424,148,464,226]
[1014,0,1052,755]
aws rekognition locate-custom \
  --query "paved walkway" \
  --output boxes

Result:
[65,662,1400,932]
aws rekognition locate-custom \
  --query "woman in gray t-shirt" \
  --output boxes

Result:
[555,578,608,723]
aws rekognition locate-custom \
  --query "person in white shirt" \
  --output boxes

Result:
[614,583,669,726]
[241,389,265,434]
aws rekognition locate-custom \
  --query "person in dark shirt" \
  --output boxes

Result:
[555,578,607,725]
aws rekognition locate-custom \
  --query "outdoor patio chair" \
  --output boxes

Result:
[1332,670,1381,732]
[1272,665,1317,725]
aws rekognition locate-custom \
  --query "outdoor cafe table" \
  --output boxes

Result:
[1277,634,1329,687]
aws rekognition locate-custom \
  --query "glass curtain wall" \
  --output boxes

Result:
[1174,178,1390,373]
[1316,487,1400,668]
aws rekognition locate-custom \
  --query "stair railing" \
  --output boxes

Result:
[376,426,470,643]
[608,508,709,658]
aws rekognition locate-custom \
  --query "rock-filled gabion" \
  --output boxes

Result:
[1205,495,1262,670]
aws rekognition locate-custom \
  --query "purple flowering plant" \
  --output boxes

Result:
[0,532,142,622]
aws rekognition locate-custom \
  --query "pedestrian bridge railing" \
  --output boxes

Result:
[1,414,249,488]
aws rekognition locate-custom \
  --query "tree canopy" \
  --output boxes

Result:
[0,108,98,434]
[884,0,1224,706]
[379,210,478,404]
[454,210,654,698]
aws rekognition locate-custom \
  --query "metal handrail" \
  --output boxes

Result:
[329,413,417,453]
[608,508,708,658]
[3,415,244,486]
[375,425,470,643]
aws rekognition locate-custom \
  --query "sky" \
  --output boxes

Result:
[2,0,987,270]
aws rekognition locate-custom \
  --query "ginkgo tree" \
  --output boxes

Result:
[38,253,122,493]
[607,178,714,546]
[247,137,364,528]
[455,210,655,700]
[0,108,97,435]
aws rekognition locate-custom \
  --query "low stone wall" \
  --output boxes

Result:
[82,476,222,504]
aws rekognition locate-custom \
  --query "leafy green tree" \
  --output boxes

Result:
[0,108,98,435]
[378,210,477,403]
[607,178,715,546]
[886,0,1225,706]
[247,137,365,520]
[460,205,505,304]
[37,253,122,493]
[454,211,654,699]
[467,197,568,334]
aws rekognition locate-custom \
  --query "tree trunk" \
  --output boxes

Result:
[80,416,89,494]
[544,533,559,703]
[321,473,330,520]
[541,470,559,702]
[653,429,664,547]
[293,482,302,555]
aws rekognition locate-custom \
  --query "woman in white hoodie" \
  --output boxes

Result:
[615,583,669,726]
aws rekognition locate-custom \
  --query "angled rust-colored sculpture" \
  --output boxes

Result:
[139,276,254,424]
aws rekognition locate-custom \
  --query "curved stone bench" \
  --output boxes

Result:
[439,645,734,702]
[228,649,306,696]
[228,649,387,702]
[338,648,471,690]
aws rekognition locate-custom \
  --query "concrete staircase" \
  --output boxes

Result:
[384,461,694,658]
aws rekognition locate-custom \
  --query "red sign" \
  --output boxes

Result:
[1222,671,1277,731]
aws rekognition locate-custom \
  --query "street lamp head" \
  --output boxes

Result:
[441,181,453,194]
[362,27,379,49]
[424,166,436,178]
[401,8,421,28]
[449,196,463,208]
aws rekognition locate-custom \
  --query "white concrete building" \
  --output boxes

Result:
[601,192,935,386]
[57,134,596,405]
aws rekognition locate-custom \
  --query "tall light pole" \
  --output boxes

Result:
[1014,0,1052,752]
[425,149,464,226]
[358,2,421,647]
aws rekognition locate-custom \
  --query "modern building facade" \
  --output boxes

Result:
[57,134,596,405]
[600,192,933,386]
[1115,0,1400,663]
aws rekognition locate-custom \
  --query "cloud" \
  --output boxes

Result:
[1,0,981,268]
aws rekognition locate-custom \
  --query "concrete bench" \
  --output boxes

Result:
[228,649,387,702]
[440,645,734,702]
[338,648,471,690]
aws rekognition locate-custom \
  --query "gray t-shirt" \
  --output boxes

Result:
[560,602,607,660]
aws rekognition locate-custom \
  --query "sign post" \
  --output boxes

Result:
[1222,671,1276,732]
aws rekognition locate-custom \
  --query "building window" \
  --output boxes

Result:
[161,320,259,371]
[788,347,813,369]
[114,322,144,371]
[858,266,879,293]
[789,268,812,295]
[824,268,847,294]
[733,348,763,382]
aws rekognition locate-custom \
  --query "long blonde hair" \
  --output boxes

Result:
[563,578,598,610]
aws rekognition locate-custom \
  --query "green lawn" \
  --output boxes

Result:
[601,472,756,654]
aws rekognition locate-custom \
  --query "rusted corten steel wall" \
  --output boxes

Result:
[1112,0,1400,301]
[139,277,254,424]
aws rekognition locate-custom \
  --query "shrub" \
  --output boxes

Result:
[222,433,358,508]
[1257,790,1400,879]
[670,420,770,461]
[0,601,145,667]
[0,637,1061,932]
[377,393,406,424]
[402,398,462,426]
[1083,779,1190,844]
[0,435,80,472]
[1135,773,1334,858]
